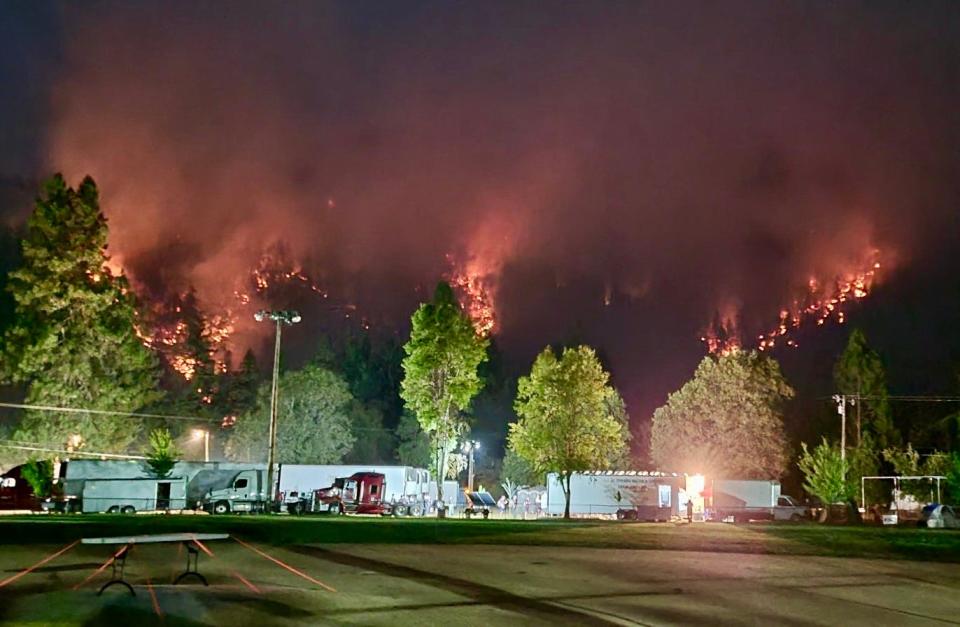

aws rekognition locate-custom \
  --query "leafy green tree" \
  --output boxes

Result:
[20,458,54,498]
[846,433,884,507]
[396,410,432,468]
[500,448,541,487]
[401,282,488,501]
[343,401,395,464]
[944,453,960,503]
[834,329,899,448]
[144,427,179,479]
[225,364,354,463]
[798,438,850,521]
[650,350,793,478]
[1,175,161,453]
[508,345,628,518]
[883,444,951,503]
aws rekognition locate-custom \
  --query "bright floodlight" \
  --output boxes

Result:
[254,310,266,322]
[291,313,302,323]
[192,429,206,440]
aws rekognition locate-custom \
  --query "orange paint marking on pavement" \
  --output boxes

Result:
[232,571,261,594]
[232,537,336,592]
[0,540,80,588]
[73,543,130,590]
[146,577,163,619]
[191,536,214,557]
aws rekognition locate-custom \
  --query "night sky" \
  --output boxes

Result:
[2,1,960,452]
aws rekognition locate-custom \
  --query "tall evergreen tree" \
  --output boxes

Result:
[400,282,488,501]
[834,329,898,448]
[1,175,161,454]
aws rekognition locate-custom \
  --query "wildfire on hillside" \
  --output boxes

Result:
[446,253,497,337]
[134,299,234,381]
[702,248,884,354]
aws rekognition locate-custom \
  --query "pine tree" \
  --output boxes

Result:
[834,329,899,448]
[1,175,161,454]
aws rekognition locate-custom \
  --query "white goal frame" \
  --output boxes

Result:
[860,475,946,510]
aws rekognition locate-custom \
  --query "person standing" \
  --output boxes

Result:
[686,498,694,523]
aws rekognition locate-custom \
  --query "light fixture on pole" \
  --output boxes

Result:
[255,309,301,509]
[461,440,481,492]
[192,428,210,463]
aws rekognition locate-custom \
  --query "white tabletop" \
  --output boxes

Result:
[81,533,230,545]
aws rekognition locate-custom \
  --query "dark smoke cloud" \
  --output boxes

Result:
[5,1,960,431]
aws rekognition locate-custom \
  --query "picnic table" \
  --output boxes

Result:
[81,533,229,596]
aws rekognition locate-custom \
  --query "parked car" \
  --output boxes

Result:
[920,504,959,529]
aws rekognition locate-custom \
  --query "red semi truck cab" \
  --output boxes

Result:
[314,472,391,515]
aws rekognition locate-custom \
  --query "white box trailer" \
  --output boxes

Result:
[547,471,684,519]
[81,477,187,514]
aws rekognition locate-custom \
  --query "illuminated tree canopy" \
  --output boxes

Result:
[509,345,628,518]
[401,282,488,500]
[1,174,161,455]
[650,350,793,478]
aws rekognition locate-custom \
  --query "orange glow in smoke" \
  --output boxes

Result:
[704,248,884,354]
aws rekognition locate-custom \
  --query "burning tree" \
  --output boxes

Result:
[400,282,488,504]
[508,345,628,519]
[1,175,162,454]
[650,350,792,479]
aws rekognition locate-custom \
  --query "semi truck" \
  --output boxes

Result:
[706,479,808,522]
[0,465,40,512]
[198,468,270,514]
[278,465,432,515]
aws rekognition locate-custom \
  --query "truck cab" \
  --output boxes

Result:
[314,472,392,515]
[202,469,267,514]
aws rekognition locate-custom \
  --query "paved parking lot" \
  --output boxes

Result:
[1,539,958,625]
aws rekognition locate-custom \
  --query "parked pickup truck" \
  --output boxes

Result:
[707,480,809,522]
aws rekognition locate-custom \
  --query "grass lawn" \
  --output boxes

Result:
[0,514,958,562]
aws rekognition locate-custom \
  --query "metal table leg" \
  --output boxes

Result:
[173,541,208,586]
[97,545,135,597]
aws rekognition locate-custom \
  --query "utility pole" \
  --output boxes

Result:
[833,394,847,461]
[255,309,301,510]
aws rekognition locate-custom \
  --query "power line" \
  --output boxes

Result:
[0,439,147,460]
[823,395,960,403]
[0,402,216,422]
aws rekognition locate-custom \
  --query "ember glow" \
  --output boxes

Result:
[447,254,497,337]
[135,299,234,380]
[702,249,884,354]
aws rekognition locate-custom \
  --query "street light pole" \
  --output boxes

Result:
[255,309,301,511]
[462,440,480,492]
[266,318,282,505]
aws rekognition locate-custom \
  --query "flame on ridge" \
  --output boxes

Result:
[446,253,496,337]
[702,248,883,355]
